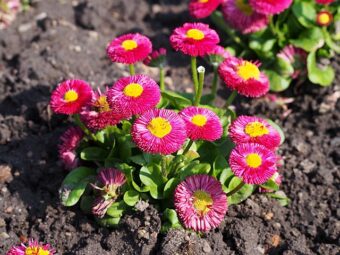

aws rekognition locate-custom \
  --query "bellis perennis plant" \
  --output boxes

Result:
[52,23,289,233]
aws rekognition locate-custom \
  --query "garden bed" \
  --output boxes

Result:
[0,0,339,254]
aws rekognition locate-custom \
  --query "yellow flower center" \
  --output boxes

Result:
[147,117,172,138]
[237,61,260,81]
[123,83,144,98]
[193,190,213,215]
[191,114,207,127]
[235,0,253,16]
[64,90,78,103]
[186,29,205,41]
[25,247,50,255]
[246,153,262,168]
[318,13,330,25]
[198,0,209,3]
[244,121,269,137]
[121,39,138,51]
[93,95,110,112]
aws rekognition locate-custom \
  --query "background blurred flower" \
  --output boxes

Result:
[316,0,335,4]
[316,11,333,26]
[189,0,222,19]
[249,0,293,15]
[143,48,167,67]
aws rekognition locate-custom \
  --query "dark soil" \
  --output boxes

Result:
[0,0,339,254]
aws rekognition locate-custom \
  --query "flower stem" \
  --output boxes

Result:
[160,67,165,91]
[191,57,199,95]
[194,66,205,106]
[129,64,135,75]
[225,90,237,109]
[74,114,96,141]
[182,140,194,155]
[211,65,219,101]
[226,182,245,197]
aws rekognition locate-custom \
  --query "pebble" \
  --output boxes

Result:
[264,212,274,221]
[202,240,212,253]
[271,234,281,247]
[256,245,265,254]
[0,232,10,239]
[0,218,6,227]
[137,229,149,240]
[0,165,12,183]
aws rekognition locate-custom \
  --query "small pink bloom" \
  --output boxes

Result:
[50,79,93,115]
[180,106,223,141]
[228,115,281,150]
[229,143,277,185]
[170,23,220,57]
[174,174,227,232]
[7,239,55,255]
[259,172,282,193]
[249,0,293,15]
[218,57,269,98]
[143,48,167,67]
[132,109,187,155]
[189,0,222,19]
[277,45,307,79]
[106,33,152,64]
[316,11,333,26]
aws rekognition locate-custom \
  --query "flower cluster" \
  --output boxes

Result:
[7,239,55,255]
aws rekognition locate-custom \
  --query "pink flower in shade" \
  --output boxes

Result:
[229,143,277,185]
[277,45,307,79]
[58,127,84,170]
[7,239,55,255]
[143,48,167,67]
[221,0,269,34]
[0,0,21,30]
[316,0,334,4]
[170,23,220,57]
[50,80,93,115]
[132,109,187,155]
[249,0,293,15]
[206,45,231,66]
[174,174,227,232]
[179,106,223,141]
[218,57,269,98]
[107,75,161,119]
[80,88,123,130]
[258,172,282,193]
[316,11,333,26]
[189,0,222,19]
[106,33,152,64]
[228,116,281,150]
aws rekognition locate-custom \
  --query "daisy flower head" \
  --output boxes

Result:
[106,33,152,64]
[316,11,333,26]
[218,57,269,97]
[228,115,281,150]
[189,0,222,19]
[229,143,277,184]
[107,75,161,119]
[174,174,227,232]
[249,0,293,15]
[131,109,187,155]
[50,79,93,115]
[277,45,307,79]
[7,239,55,255]
[221,0,269,34]
[170,23,220,57]
[143,48,167,67]
[180,106,223,141]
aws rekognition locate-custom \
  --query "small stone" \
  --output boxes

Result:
[264,212,274,221]
[256,245,265,254]
[202,240,212,253]
[5,206,13,213]
[0,232,10,239]
[135,200,149,212]
[271,234,281,247]
[137,229,150,240]
[18,23,33,32]
[273,222,281,229]
[0,165,12,183]
[0,218,6,227]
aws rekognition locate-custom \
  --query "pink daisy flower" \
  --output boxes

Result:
[228,116,281,150]
[7,239,55,255]
[58,127,84,170]
[277,45,307,79]
[106,33,152,64]
[174,174,227,232]
[316,11,333,26]
[107,75,161,119]
[143,48,167,67]
[179,106,223,141]
[80,88,123,130]
[221,0,269,34]
[229,143,277,185]
[189,0,222,19]
[170,23,220,57]
[249,0,293,15]
[50,79,93,115]
[316,0,334,4]
[259,172,282,193]
[218,57,269,97]
[131,109,187,155]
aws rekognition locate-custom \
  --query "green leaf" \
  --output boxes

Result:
[140,164,164,187]
[290,27,324,52]
[219,167,234,185]
[80,195,95,214]
[213,155,229,178]
[266,119,285,145]
[161,208,182,232]
[123,190,140,206]
[130,154,147,165]
[260,179,279,191]
[96,216,121,227]
[323,28,340,53]
[227,177,255,205]
[307,51,335,86]
[276,57,295,78]
[106,200,127,218]
[161,90,192,109]
[80,147,108,161]
[163,178,180,199]
[267,191,290,206]
[180,162,211,180]
[292,1,316,28]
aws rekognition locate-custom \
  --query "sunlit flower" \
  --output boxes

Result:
[249,0,293,15]
[7,239,55,255]
[50,79,93,115]
[180,106,223,141]
[0,0,21,30]
[143,48,167,67]
[277,45,307,79]
[221,0,269,34]
[228,116,281,150]
[174,174,227,232]
[106,33,152,64]
[259,172,282,193]
[132,109,187,155]
[170,22,220,57]
[58,127,84,170]
[229,143,277,184]
[189,0,222,19]
[316,11,333,26]
[218,57,269,97]
[107,75,161,119]
[316,0,334,4]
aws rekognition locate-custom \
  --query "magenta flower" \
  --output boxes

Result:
[174,174,227,232]
[50,79,93,115]
[7,239,55,255]
[316,0,334,4]
[221,0,269,34]
[189,0,222,19]
[107,75,161,119]
[170,23,220,57]
[106,33,152,64]
[218,57,269,97]
[259,172,282,193]
[229,143,277,185]
[277,45,307,79]
[249,0,293,15]
[180,106,223,141]
[132,109,187,155]
[228,116,281,150]
[143,48,167,67]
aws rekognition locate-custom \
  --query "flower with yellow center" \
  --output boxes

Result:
[244,121,269,137]
[235,0,253,16]
[193,190,213,216]
[93,95,111,113]
[318,12,331,25]
[237,61,260,81]
[147,117,172,138]
[25,247,50,255]
[191,114,207,127]
[64,90,78,103]
[245,153,262,168]
[186,28,205,40]
[123,83,144,98]
[121,39,138,51]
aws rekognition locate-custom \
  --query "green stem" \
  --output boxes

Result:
[226,182,245,197]
[191,57,199,95]
[211,65,218,101]
[194,66,205,106]
[225,91,237,109]
[129,64,135,75]
[160,67,165,91]
[74,114,96,141]
[182,140,194,155]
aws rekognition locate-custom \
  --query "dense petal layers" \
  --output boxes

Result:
[189,0,222,19]
[249,0,293,15]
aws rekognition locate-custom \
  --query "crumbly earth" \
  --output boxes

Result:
[0,0,339,254]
